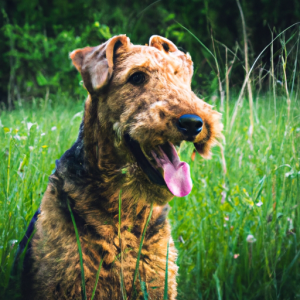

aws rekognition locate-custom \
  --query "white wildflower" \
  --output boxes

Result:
[246,234,256,243]
[256,201,263,207]
[27,122,34,131]
[285,170,294,178]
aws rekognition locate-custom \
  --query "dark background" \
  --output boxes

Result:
[1,0,300,106]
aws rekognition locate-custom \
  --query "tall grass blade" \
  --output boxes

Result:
[67,200,87,300]
[279,250,300,291]
[6,136,11,200]
[91,258,103,300]
[118,190,122,238]
[270,29,277,120]
[281,43,291,122]
[118,190,127,300]
[213,271,222,300]
[176,21,234,117]
[236,0,254,138]
[290,28,300,99]
[130,202,153,299]
[163,239,170,300]
[136,0,161,17]
[211,32,224,111]
[175,21,216,60]
[225,48,230,126]
[139,272,149,300]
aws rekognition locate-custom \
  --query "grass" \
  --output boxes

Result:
[130,200,153,299]
[0,93,299,299]
[164,239,170,300]
[67,199,87,300]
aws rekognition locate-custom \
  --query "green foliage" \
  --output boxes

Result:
[1,0,300,104]
[2,10,113,101]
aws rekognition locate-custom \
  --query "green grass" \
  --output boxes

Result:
[0,95,299,299]
[67,199,87,300]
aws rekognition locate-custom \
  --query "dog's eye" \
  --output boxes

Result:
[128,72,146,85]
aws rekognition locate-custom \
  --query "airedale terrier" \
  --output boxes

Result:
[17,35,223,299]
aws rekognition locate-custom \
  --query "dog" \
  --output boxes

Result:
[17,35,223,299]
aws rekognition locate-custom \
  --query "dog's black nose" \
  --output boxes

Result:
[177,114,203,137]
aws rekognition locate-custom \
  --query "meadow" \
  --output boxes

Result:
[0,91,299,299]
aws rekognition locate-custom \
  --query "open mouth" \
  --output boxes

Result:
[124,134,195,197]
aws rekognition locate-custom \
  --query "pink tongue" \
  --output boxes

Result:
[151,144,192,197]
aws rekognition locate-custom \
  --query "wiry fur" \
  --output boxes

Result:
[20,35,223,299]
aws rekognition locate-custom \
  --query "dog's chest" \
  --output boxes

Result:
[31,221,173,299]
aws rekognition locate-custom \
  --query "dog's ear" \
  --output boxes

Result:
[149,35,178,53]
[70,35,130,94]
[149,35,194,84]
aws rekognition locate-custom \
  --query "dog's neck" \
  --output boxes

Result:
[53,95,152,233]
[82,94,125,172]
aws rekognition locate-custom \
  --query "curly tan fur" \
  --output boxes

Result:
[20,35,223,300]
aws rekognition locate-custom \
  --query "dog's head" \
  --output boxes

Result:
[70,35,223,203]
